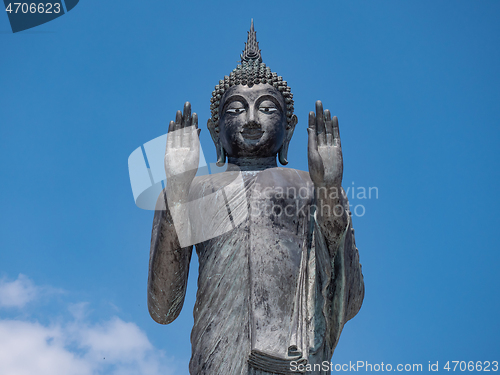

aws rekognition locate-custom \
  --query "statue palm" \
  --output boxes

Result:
[308,100,343,188]
[164,102,200,194]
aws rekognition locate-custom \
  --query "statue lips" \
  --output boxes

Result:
[241,124,264,140]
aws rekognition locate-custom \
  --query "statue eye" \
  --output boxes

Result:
[259,106,277,113]
[226,108,245,114]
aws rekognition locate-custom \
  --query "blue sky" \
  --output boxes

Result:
[1,1,499,374]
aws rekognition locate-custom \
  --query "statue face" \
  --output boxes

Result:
[218,83,288,158]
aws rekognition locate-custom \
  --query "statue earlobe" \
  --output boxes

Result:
[207,119,226,167]
[216,143,226,167]
[278,114,298,165]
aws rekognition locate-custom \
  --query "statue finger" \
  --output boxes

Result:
[332,116,341,147]
[308,111,318,155]
[190,125,200,151]
[308,110,316,132]
[308,111,318,149]
[175,110,182,127]
[182,102,191,128]
[167,120,175,148]
[181,103,192,147]
[308,128,319,158]
[325,109,333,145]
[174,110,182,147]
[193,113,201,138]
[315,101,326,146]
[192,112,198,129]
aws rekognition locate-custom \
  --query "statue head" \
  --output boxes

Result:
[207,20,298,166]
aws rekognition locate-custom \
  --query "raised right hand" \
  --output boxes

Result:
[307,101,343,189]
[165,102,200,190]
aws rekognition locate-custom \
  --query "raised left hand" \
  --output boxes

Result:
[308,100,343,188]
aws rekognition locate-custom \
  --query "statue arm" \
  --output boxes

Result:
[314,187,349,258]
[308,100,349,256]
[147,189,193,324]
[307,100,364,328]
[148,102,199,324]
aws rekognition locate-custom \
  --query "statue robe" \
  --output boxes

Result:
[156,167,364,375]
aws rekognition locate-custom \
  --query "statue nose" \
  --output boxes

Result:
[247,108,256,123]
[246,106,262,126]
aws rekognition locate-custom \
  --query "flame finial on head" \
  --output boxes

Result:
[241,19,262,63]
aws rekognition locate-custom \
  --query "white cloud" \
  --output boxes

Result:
[0,274,39,308]
[0,276,176,375]
[0,320,91,375]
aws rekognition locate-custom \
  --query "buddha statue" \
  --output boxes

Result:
[148,21,364,375]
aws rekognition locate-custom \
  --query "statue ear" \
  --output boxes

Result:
[207,118,226,167]
[278,114,298,165]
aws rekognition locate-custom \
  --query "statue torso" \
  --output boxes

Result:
[188,168,320,374]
